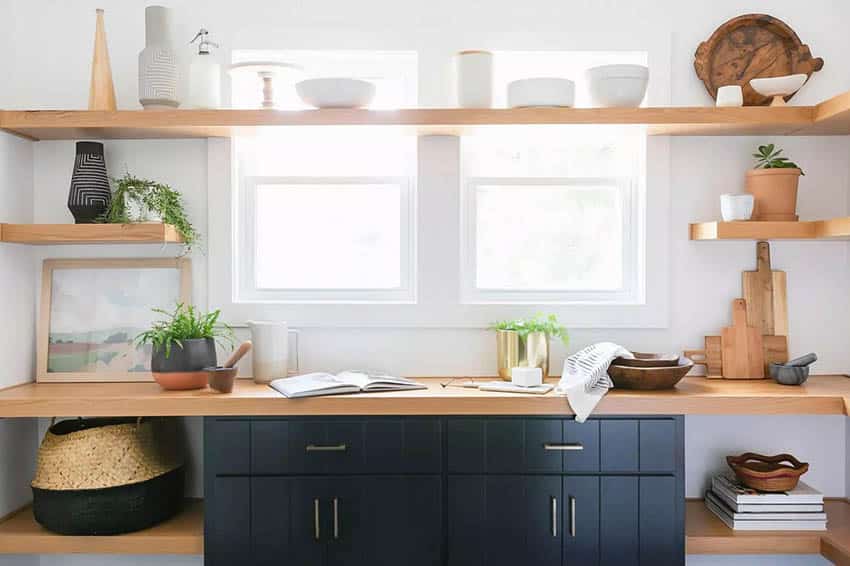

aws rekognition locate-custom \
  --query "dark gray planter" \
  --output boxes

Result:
[151,338,216,373]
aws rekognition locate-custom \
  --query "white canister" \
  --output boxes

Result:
[716,85,744,108]
[512,367,543,388]
[720,193,754,221]
[139,6,179,109]
[456,50,493,108]
[247,321,289,384]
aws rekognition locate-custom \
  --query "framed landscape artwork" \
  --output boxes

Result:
[37,258,192,382]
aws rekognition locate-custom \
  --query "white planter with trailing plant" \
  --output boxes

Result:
[491,314,569,380]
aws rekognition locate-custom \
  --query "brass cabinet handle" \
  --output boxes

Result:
[543,443,584,451]
[333,497,340,540]
[551,496,558,537]
[314,498,320,541]
[570,496,576,537]
[305,443,347,452]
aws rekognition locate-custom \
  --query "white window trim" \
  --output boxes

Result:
[235,176,417,304]
[460,177,641,305]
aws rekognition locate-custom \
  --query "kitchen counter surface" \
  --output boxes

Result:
[0,375,849,417]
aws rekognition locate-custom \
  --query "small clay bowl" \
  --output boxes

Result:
[726,452,809,492]
[152,371,208,391]
[769,363,810,386]
[206,367,238,393]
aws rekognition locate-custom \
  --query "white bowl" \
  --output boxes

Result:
[586,64,649,108]
[750,74,808,98]
[507,78,575,108]
[296,78,376,109]
[720,193,754,221]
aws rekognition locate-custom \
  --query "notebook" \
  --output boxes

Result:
[270,371,426,399]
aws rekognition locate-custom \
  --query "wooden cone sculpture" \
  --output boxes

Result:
[89,9,117,111]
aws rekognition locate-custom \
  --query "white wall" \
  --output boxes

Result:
[2,1,850,564]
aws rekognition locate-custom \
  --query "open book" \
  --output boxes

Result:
[270,371,426,399]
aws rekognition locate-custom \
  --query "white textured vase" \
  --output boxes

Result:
[138,6,179,109]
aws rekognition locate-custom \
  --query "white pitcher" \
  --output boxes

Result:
[247,321,289,384]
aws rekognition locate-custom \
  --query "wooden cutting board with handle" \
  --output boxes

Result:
[686,335,787,378]
[742,241,788,336]
[721,298,765,378]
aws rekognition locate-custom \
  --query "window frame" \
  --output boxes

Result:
[236,175,417,304]
[460,176,640,305]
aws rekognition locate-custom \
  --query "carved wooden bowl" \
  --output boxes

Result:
[694,13,823,106]
[607,357,693,390]
[726,452,809,492]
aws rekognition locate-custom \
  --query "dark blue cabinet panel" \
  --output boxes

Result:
[206,419,249,476]
[600,476,639,565]
[486,420,525,473]
[600,419,639,472]
[639,476,682,565]
[251,420,289,475]
[447,476,485,566]
[364,419,442,474]
[205,477,250,566]
[525,475,562,565]
[447,419,485,473]
[325,477,368,566]
[563,476,600,565]
[562,419,600,472]
[639,419,677,473]
[526,419,564,473]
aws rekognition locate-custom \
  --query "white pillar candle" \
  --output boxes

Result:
[456,50,493,108]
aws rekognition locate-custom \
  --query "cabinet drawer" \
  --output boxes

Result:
[206,419,250,476]
[600,419,679,473]
[251,418,442,475]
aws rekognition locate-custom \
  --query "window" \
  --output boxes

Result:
[231,51,417,303]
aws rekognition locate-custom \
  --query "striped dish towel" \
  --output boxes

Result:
[556,342,633,423]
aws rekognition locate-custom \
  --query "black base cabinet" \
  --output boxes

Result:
[205,416,684,566]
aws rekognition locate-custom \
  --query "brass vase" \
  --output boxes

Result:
[496,330,550,381]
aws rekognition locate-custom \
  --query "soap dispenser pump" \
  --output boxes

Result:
[187,28,221,109]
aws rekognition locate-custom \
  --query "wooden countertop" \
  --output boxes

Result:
[0,375,849,417]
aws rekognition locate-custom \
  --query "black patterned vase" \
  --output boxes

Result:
[68,141,111,223]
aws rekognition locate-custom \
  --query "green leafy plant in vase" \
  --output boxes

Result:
[491,314,569,380]
[746,144,804,221]
[100,172,198,252]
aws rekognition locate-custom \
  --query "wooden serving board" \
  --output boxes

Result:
[694,13,824,106]
[687,335,787,379]
[721,299,765,379]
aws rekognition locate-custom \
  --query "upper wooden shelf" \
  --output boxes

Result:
[686,499,850,562]
[0,375,848,417]
[0,223,184,244]
[0,104,836,140]
[0,500,202,555]
[690,218,850,240]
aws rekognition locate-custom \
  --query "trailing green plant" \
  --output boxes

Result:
[490,313,569,346]
[753,144,804,175]
[100,172,199,251]
[135,303,235,358]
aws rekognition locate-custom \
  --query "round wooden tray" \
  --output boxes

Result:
[694,13,823,106]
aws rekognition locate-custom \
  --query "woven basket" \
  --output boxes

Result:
[32,417,185,535]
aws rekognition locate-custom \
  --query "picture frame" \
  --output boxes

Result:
[37,258,192,382]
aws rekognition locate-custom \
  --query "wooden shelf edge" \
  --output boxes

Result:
[687,499,850,562]
[0,223,184,245]
[0,499,203,555]
[689,219,850,241]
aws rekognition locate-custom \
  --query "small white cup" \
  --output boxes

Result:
[511,367,543,387]
[720,193,754,221]
[716,85,744,108]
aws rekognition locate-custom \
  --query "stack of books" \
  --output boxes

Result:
[706,473,827,531]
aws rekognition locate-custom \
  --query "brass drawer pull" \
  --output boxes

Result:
[314,498,320,541]
[305,443,347,452]
[570,496,576,537]
[543,443,584,451]
[333,497,340,540]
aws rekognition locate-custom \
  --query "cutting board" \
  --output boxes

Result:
[686,335,787,378]
[742,241,788,336]
[721,299,765,379]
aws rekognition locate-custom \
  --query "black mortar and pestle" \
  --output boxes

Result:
[769,353,817,386]
[206,341,253,393]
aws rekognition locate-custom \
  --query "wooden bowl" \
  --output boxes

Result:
[607,357,693,390]
[726,453,809,492]
[613,352,681,368]
[152,371,208,391]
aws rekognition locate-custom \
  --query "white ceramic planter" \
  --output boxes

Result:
[138,6,179,109]
[456,50,493,108]
[720,193,754,221]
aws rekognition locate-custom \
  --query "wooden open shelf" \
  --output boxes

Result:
[0,223,184,245]
[0,500,203,555]
[687,499,850,562]
[690,218,850,241]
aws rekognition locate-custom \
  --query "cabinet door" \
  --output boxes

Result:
[325,477,368,566]
[639,476,683,565]
[562,476,599,566]
[251,477,326,566]
[600,476,639,566]
[448,476,561,566]
[205,477,250,566]
[364,476,443,566]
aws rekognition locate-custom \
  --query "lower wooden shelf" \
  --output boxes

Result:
[687,499,850,562]
[690,218,850,240]
[0,499,203,555]
[0,223,184,245]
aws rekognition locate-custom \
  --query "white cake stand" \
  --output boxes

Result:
[228,61,304,108]
[750,74,808,107]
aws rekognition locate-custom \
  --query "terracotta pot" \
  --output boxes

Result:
[745,168,801,221]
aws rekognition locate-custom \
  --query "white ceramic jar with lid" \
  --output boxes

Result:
[456,50,493,108]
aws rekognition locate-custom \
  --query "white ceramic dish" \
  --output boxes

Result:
[296,78,376,109]
[750,74,808,106]
[720,193,754,221]
[586,64,649,108]
[507,78,575,108]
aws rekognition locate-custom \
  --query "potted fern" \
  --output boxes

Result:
[491,314,569,380]
[746,144,804,221]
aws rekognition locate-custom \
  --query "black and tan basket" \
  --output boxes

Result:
[31,417,185,535]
